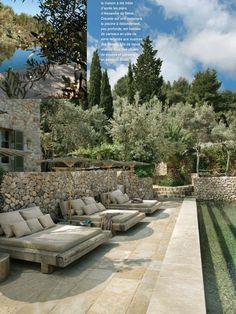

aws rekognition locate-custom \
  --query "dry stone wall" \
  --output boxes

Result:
[0,170,155,218]
[117,171,154,199]
[194,177,236,201]
[153,185,193,199]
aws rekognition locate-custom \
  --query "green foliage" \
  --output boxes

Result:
[158,178,179,187]
[127,62,135,104]
[89,50,102,107]
[163,78,190,106]
[109,95,164,162]
[188,69,221,110]
[73,143,122,160]
[113,76,127,99]
[100,70,113,119]
[134,165,154,178]
[134,36,163,103]
[37,0,86,64]
[40,100,108,156]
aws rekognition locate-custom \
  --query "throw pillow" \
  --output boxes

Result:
[20,207,44,220]
[83,203,99,215]
[27,218,44,233]
[1,224,14,238]
[38,214,56,229]
[96,202,106,212]
[82,196,96,205]
[11,221,32,238]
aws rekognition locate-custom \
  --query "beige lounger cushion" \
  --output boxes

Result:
[82,196,96,205]
[71,199,85,215]
[20,207,44,220]
[124,194,129,202]
[11,221,32,238]
[0,211,25,237]
[38,214,56,229]
[0,226,3,235]
[27,218,44,233]
[75,209,139,223]
[83,203,99,215]
[115,193,128,204]
[0,225,102,253]
[96,202,106,211]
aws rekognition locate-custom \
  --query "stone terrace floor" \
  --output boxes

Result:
[0,201,181,314]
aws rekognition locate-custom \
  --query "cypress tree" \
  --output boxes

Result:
[127,62,135,104]
[100,70,113,119]
[134,36,163,103]
[88,50,102,108]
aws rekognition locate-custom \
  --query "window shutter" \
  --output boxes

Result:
[14,130,24,172]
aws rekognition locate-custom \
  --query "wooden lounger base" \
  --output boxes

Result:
[107,202,162,215]
[0,231,111,274]
[69,213,145,232]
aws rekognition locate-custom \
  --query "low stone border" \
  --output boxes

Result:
[147,198,206,314]
[153,185,193,199]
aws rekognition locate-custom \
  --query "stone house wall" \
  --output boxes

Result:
[0,100,41,171]
[0,170,154,218]
[194,177,236,201]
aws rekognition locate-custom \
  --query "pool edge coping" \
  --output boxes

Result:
[147,197,206,314]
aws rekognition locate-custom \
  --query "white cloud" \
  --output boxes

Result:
[151,0,236,83]
[107,64,129,88]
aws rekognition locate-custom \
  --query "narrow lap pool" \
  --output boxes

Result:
[198,202,236,314]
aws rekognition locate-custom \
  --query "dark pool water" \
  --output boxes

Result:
[0,48,45,73]
[198,202,236,314]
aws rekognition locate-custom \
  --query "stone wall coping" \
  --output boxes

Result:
[147,198,206,314]
[153,185,193,188]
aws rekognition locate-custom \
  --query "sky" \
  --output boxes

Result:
[2,0,40,15]
[88,0,236,90]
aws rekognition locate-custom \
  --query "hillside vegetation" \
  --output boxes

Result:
[0,2,40,58]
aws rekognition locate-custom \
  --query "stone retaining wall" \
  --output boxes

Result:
[0,170,154,217]
[117,171,154,199]
[153,185,194,199]
[194,176,236,201]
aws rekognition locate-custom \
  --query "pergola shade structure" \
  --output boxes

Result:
[0,148,30,157]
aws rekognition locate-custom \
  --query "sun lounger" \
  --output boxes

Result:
[0,208,111,274]
[60,198,145,232]
[100,190,162,214]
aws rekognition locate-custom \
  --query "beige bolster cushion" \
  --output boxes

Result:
[1,224,14,238]
[82,196,96,205]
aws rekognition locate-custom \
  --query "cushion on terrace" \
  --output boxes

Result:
[0,225,102,253]
[19,207,44,220]
[1,224,14,238]
[82,196,96,205]
[109,200,159,209]
[82,203,99,215]
[76,209,139,223]
[38,214,56,229]
[96,202,106,211]
[0,226,3,235]
[100,192,110,205]
[115,193,128,204]
[71,199,85,215]
[60,200,76,217]
[27,218,44,233]
[0,211,25,237]
[11,221,32,238]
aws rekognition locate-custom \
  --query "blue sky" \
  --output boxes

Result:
[2,0,40,15]
[88,0,236,90]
